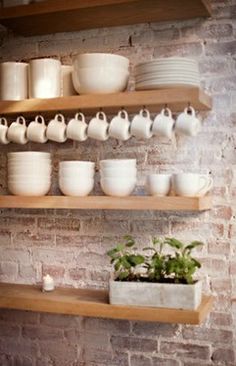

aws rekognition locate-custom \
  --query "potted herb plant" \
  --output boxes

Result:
[107,236,203,310]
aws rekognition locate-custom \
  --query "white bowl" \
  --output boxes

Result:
[8,167,52,175]
[8,181,51,196]
[100,166,137,176]
[59,178,94,197]
[100,159,136,169]
[72,67,129,94]
[59,172,94,180]
[8,174,51,180]
[101,178,136,197]
[73,53,129,70]
[146,174,172,196]
[8,152,51,159]
[59,161,95,169]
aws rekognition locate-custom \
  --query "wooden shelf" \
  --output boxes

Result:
[0,283,213,324]
[0,0,212,37]
[0,195,212,211]
[0,88,212,118]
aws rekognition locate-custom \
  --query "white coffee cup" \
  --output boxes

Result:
[172,173,213,197]
[87,111,109,141]
[66,112,88,141]
[46,114,67,143]
[7,116,28,145]
[146,174,172,196]
[61,65,77,97]
[29,58,61,99]
[175,107,201,136]
[0,117,10,144]
[152,108,175,139]
[27,115,48,143]
[0,62,28,101]
[131,108,153,139]
[109,109,131,141]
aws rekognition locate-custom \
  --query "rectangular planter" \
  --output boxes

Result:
[109,280,202,310]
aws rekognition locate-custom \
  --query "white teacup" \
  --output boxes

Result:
[66,112,88,142]
[109,109,131,141]
[131,108,153,139]
[0,117,10,144]
[27,115,48,143]
[87,111,109,141]
[175,107,201,136]
[7,116,28,145]
[172,173,213,197]
[46,114,67,143]
[146,174,172,196]
[152,108,175,139]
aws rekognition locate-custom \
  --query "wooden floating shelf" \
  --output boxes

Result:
[0,283,213,324]
[0,88,212,118]
[0,195,212,211]
[0,0,212,37]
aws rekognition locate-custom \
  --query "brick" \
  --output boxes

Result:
[42,264,65,279]
[209,312,232,327]
[212,348,235,363]
[39,341,77,364]
[205,40,236,56]
[132,322,179,337]
[154,42,203,58]
[84,332,110,351]
[111,335,157,352]
[84,349,129,366]
[0,217,36,233]
[131,220,169,235]
[0,339,39,359]
[84,318,130,335]
[0,323,20,338]
[81,218,130,236]
[40,313,81,329]
[38,217,80,234]
[211,278,231,294]
[32,248,74,264]
[0,309,39,325]
[68,267,86,281]
[130,354,152,366]
[0,261,18,280]
[12,356,33,366]
[152,357,181,366]
[22,325,64,340]
[182,327,233,345]
[160,341,210,360]
[14,232,55,247]
[208,240,230,256]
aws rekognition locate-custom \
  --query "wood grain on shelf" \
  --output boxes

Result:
[0,195,212,211]
[0,283,213,324]
[0,88,212,117]
[0,0,212,36]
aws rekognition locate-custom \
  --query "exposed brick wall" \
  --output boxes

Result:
[0,0,236,365]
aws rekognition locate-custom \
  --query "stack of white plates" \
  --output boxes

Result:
[134,57,200,90]
[8,152,51,196]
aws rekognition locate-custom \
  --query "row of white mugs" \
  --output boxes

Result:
[0,106,201,145]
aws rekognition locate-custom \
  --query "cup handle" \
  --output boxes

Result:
[0,117,7,126]
[96,111,107,121]
[16,116,26,126]
[75,112,85,123]
[184,106,196,117]
[140,108,150,119]
[55,114,65,124]
[118,109,128,120]
[162,107,172,118]
[198,176,213,195]
[35,115,45,125]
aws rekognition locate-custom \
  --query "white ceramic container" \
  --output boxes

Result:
[172,173,213,197]
[101,178,136,197]
[8,180,51,196]
[0,62,28,101]
[100,159,136,169]
[59,178,94,197]
[61,65,77,97]
[146,174,172,196]
[73,53,129,70]
[8,152,51,159]
[109,280,202,310]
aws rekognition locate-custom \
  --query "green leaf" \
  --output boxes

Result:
[128,255,145,266]
[107,248,118,257]
[118,271,129,280]
[183,241,203,255]
[165,238,183,250]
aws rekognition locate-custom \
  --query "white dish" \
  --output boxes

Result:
[135,82,200,90]
[59,178,94,197]
[59,161,95,169]
[8,152,51,158]
[8,181,51,196]
[100,159,136,169]
[101,178,136,197]
[73,53,129,70]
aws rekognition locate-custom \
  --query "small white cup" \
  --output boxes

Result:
[109,109,131,141]
[172,173,213,197]
[7,116,28,145]
[27,115,48,143]
[66,112,88,142]
[46,114,67,143]
[131,108,153,139]
[146,174,172,196]
[175,107,201,136]
[152,108,175,139]
[87,111,109,141]
[0,117,10,144]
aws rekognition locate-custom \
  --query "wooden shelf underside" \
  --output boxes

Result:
[0,0,212,37]
[0,283,213,324]
[0,89,212,117]
[0,196,212,211]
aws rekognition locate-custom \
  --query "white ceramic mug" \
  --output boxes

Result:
[7,116,28,144]
[131,108,153,139]
[27,115,48,143]
[109,109,131,141]
[61,65,77,97]
[87,111,109,141]
[0,117,10,144]
[0,62,28,101]
[172,173,213,197]
[152,108,175,139]
[46,114,67,143]
[146,174,172,196]
[175,107,201,136]
[29,58,61,99]
[66,112,88,142]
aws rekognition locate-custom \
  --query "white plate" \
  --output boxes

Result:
[135,57,198,67]
[135,82,200,90]
[134,66,199,76]
[135,77,200,85]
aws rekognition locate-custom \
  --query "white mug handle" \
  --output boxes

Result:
[198,176,213,195]
[0,117,7,126]
[140,108,150,119]
[118,109,128,120]
[96,111,107,122]
[75,112,85,123]
[55,114,65,124]
[35,115,45,125]
[184,106,196,117]
[16,116,26,126]
[161,107,172,118]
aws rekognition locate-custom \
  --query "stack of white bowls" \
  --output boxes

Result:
[100,159,137,197]
[134,57,200,90]
[59,161,95,196]
[72,53,130,94]
[8,152,51,196]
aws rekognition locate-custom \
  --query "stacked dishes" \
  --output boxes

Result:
[100,159,136,197]
[72,53,130,94]
[59,161,95,196]
[134,57,200,90]
[8,152,51,196]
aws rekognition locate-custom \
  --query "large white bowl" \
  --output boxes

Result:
[100,169,137,178]
[59,172,94,180]
[101,178,136,197]
[8,174,51,180]
[72,67,129,94]
[100,159,136,169]
[59,161,95,169]
[8,167,52,175]
[73,53,129,70]
[59,178,94,197]
[8,181,51,196]
[8,152,51,159]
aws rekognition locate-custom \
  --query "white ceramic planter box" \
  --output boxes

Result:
[109,280,202,310]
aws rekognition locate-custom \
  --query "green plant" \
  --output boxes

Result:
[107,236,203,284]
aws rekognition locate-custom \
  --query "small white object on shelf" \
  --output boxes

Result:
[42,274,55,292]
